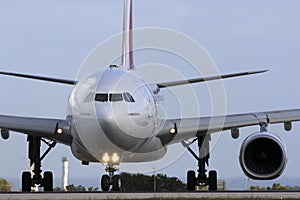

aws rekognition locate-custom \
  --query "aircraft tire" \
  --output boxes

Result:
[187,170,196,191]
[43,171,53,192]
[112,175,121,191]
[101,175,110,192]
[22,171,31,192]
[208,170,217,191]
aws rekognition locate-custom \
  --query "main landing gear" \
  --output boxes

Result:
[22,136,56,192]
[184,135,218,191]
[101,165,121,192]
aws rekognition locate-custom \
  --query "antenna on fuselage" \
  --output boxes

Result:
[120,0,135,70]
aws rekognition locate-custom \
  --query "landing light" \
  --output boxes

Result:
[112,153,120,163]
[102,153,110,163]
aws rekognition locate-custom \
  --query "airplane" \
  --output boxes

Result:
[1,0,300,192]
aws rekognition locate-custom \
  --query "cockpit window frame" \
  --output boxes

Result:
[109,93,123,102]
[123,92,135,103]
[95,93,108,102]
[95,92,135,103]
[84,92,95,103]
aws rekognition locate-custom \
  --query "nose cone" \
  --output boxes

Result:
[96,104,115,125]
[91,67,158,153]
[96,103,139,152]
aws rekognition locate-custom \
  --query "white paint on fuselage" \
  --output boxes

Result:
[67,67,166,163]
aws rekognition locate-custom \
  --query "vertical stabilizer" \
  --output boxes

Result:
[120,0,128,68]
[129,0,135,70]
[120,0,135,70]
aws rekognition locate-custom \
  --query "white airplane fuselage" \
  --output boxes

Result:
[67,67,167,164]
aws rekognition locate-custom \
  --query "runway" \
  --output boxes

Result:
[0,191,300,200]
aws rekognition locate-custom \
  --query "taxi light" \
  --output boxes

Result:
[102,153,110,163]
[112,153,120,163]
[57,128,63,134]
[169,123,178,134]
[169,128,176,134]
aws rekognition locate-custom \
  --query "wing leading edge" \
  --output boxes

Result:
[0,71,76,85]
[157,109,300,145]
[157,70,267,88]
[0,69,266,87]
[0,115,72,145]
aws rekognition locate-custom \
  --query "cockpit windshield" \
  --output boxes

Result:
[94,92,135,103]
[95,93,108,102]
[110,93,123,102]
[123,92,135,102]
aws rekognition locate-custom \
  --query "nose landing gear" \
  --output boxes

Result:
[101,165,121,191]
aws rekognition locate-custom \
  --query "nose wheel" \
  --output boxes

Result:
[112,175,121,191]
[101,175,110,191]
[101,165,121,191]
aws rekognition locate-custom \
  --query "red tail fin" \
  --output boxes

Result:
[129,0,135,70]
[120,0,135,70]
[120,0,128,68]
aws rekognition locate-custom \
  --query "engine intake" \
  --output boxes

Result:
[239,131,287,180]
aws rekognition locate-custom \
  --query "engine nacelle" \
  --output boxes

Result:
[239,131,287,180]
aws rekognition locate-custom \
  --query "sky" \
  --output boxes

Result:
[0,0,300,190]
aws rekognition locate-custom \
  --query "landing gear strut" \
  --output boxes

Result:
[185,136,218,191]
[101,165,121,192]
[21,136,56,192]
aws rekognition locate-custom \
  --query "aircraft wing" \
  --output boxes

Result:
[157,70,267,88]
[0,71,76,85]
[0,115,72,145]
[157,109,300,145]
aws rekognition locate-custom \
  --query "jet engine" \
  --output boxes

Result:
[239,131,287,180]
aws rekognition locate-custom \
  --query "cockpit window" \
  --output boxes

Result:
[123,92,135,102]
[84,92,95,103]
[109,93,123,102]
[95,92,135,103]
[95,93,108,102]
